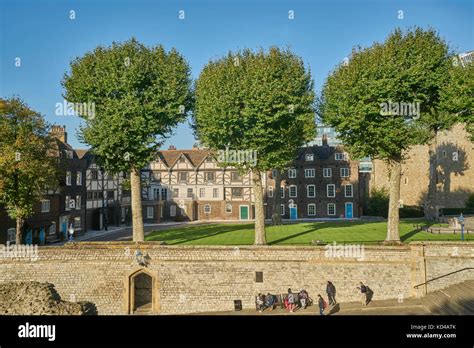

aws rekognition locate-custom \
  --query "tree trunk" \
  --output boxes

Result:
[386,159,402,243]
[252,169,267,245]
[130,167,144,241]
[272,170,282,225]
[425,134,438,220]
[15,216,24,244]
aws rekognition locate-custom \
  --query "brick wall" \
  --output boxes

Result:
[0,242,472,314]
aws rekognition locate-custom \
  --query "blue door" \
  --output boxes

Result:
[290,206,297,220]
[39,227,45,245]
[25,229,32,245]
[345,203,353,219]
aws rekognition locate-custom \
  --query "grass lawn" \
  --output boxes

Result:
[145,219,473,245]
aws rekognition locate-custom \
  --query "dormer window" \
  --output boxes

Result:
[179,156,186,163]
[305,154,314,161]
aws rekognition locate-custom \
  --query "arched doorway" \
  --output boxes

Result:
[126,269,158,314]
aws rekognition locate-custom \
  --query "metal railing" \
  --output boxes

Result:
[413,267,474,289]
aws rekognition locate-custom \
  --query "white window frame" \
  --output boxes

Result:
[308,203,316,216]
[41,199,50,213]
[66,171,72,186]
[345,184,353,198]
[7,228,16,243]
[147,206,154,219]
[268,186,274,197]
[76,195,81,210]
[173,188,179,198]
[199,188,206,198]
[323,168,332,178]
[76,171,82,185]
[225,204,232,213]
[204,204,211,214]
[340,167,350,178]
[288,169,297,178]
[327,203,336,216]
[213,188,219,198]
[307,185,316,198]
[65,195,71,211]
[304,168,315,178]
[170,205,176,217]
[187,188,193,198]
[289,185,297,198]
[335,152,348,161]
[280,204,285,216]
[305,154,314,161]
[327,184,335,198]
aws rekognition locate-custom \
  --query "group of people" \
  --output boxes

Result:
[256,281,373,315]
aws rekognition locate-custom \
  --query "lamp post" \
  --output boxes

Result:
[459,213,465,241]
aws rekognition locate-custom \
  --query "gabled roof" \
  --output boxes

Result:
[157,149,211,169]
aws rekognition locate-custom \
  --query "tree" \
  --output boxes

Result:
[320,28,454,243]
[0,97,58,244]
[193,47,315,244]
[62,38,193,241]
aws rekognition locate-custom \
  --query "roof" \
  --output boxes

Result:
[157,149,212,168]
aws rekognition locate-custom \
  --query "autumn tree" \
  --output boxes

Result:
[193,47,315,244]
[0,97,58,244]
[62,38,193,241]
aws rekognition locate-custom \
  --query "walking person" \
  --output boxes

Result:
[298,289,309,309]
[256,293,265,312]
[287,288,296,313]
[357,282,368,306]
[326,281,337,305]
[317,294,327,315]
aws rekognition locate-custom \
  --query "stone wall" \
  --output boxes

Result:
[0,242,472,315]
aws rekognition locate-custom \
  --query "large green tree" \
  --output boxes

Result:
[320,28,455,243]
[62,38,193,241]
[0,98,58,244]
[193,47,315,244]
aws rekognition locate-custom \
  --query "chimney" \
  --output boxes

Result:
[322,133,328,147]
[168,145,176,150]
[51,125,67,144]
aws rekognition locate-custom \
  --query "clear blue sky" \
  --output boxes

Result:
[1,0,472,150]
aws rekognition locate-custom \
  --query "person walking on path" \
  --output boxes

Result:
[326,281,337,305]
[317,294,327,315]
[357,282,368,306]
[287,288,296,313]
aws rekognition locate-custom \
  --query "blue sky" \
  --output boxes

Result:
[1,0,472,149]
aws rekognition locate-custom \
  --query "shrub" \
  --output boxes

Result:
[366,188,389,217]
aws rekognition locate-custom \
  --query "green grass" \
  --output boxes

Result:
[145,219,473,245]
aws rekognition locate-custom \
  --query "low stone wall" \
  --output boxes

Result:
[0,242,472,314]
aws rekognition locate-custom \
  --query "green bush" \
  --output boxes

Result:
[442,207,474,216]
[466,194,474,208]
[400,206,425,218]
[366,188,389,218]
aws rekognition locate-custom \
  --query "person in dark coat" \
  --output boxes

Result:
[317,294,327,315]
[326,281,337,305]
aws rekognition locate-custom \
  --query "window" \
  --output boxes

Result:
[268,186,274,197]
[178,172,188,182]
[48,222,56,236]
[66,171,72,186]
[147,206,154,219]
[178,156,186,163]
[305,154,314,161]
[161,188,168,200]
[205,156,213,162]
[289,185,297,198]
[323,168,332,178]
[404,177,408,185]
[327,203,336,216]
[65,195,71,211]
[173,188,179,197]
[304,168,315,178]
[7,228,15,243]
[41,199,50,213]
[281,187,285,198]
[232,188,242,198]
[271,169,278,178]
[345,184,353,197]
[280,204,285,216]
[76,171,82,185]
[153,188,160,200]
[187,188,193,198]
[307,185,315,198]
[91,170,98,180]
[66,150,74,159]
[327,184,335,198]
[73,217,81,229]
[153,172,161,181]
[204,172,215,182]
[335,152,348,161]
[308,203,316,216]
[213,188,219,198]
[86,192,92,200]
[204,204,211,214]
[199,188,206,198]
[288,169,296,178]
[225,204,232,213]
[231,171,242,181]
[340,168,350,178]
[170,205,176,217]
[76,195,81,210]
